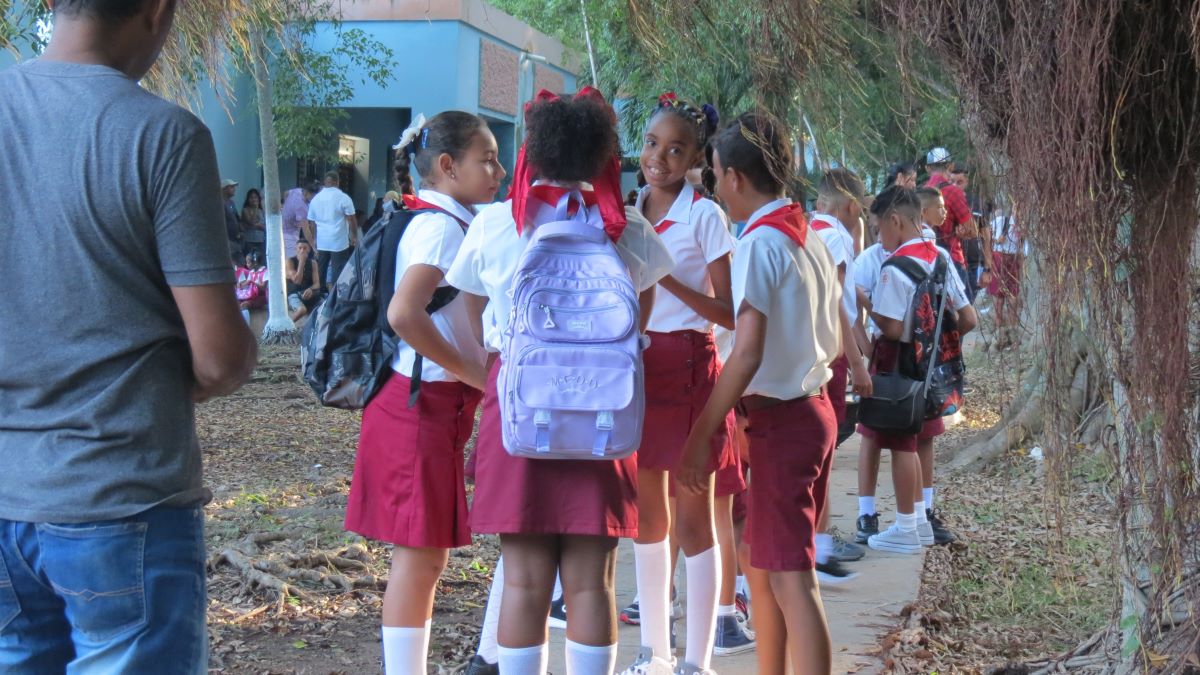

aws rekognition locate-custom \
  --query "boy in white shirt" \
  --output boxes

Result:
[677,112,841,675]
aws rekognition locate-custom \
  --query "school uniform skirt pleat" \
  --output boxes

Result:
[470,359,638,538]
[345,373,482,548]
[741,391,836,572]
[639,330,737,472]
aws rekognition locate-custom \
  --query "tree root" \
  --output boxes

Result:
[209,530,381,599]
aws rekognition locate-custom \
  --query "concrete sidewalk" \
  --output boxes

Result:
[547,434,924,674]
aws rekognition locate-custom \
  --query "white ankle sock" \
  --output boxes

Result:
[684,546,720,669]
[914,502,928,524]
[477,556,504,664]
[633,539,672,659]
[717,603,737,617]
[564,640,617,675]
[897,511,917,532]
[858,495,876,516]
[498,643,548,675]
[923,487,934,509]
[814,532,834,565]
[382,621,430,675]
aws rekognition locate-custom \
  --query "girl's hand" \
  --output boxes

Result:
[675,433,713,496]
[850,358,873,398]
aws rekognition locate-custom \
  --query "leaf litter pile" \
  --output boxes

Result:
[198,345,496,674]
[877,332,1118,673]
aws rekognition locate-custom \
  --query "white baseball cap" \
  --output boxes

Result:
[926,147,952,164]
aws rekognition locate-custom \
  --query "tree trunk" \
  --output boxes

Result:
[251,33,297,345]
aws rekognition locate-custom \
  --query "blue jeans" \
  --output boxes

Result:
[0,505,207,674]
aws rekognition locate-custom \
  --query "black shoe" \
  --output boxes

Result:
[855,513,879,544]
[464,655,499,675]
[926,508,957,545]
[815,559,859,585]
[548,597,567,629]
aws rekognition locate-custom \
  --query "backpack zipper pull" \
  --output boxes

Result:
[540,304,556,329]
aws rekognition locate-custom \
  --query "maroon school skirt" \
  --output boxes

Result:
[470,360,639,538]
[741,392,836,572]
[344,373,482,548]
[640,330,736,475]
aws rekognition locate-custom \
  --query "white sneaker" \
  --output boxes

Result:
[674,661,716,675]
[619,648,675,675]
[916,521,935,546]
[868,523,923,554]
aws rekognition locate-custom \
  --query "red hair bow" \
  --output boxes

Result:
[509,86,626,241]
[658,91,680,107]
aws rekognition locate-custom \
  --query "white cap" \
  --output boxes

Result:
[926,147,952,164]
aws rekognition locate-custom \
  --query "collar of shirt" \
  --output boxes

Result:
[920,222,938,240]
[809,211,844,232]
[891,237,939,262]
[416,189,476,225]
[636,183,701,234]
[742,198,792,238]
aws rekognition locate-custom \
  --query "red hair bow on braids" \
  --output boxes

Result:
[509,86,628,242]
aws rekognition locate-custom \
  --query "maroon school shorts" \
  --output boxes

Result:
[741,391,836,571]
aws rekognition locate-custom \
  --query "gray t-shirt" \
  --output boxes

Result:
[0,60,235,522]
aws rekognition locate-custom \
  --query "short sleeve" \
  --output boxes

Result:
[400,214,462,274]
[731,236,778,316]
[872,266,914,322]
[694,203,735,264]
[341,194,355,216]
[306,201,318,222]
[942,255,971,311]
[617,206,675,292]
[854,248,878,292]
[446,211,490,296]
[150,127,236,286]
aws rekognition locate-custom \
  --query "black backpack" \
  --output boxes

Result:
[858,254,966,434]
[301,207,461,410]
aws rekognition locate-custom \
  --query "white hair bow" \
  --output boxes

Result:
[392,113,427,151]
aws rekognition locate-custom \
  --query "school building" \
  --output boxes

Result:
[200,0,579,213]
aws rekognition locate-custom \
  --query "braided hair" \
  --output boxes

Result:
[650,92,720,195]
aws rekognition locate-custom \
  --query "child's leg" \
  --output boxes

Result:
[673,477,719,670]
[917,437,935,509]
[890,448,920,517]
[767,570,832,675]
[857,435,881,515]
[632,467,673,660]
[559,534,620,674]
[715,495,737,608]
[745,562,786,675]
[496,533,558,675]
[475,555,504,665]
[382,546,449,675]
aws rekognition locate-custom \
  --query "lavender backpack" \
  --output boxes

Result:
[499,191,645,460]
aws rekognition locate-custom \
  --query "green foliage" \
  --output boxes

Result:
[267,26,394,162]
[1,0,48,57]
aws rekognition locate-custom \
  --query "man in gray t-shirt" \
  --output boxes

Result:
[0,0,257,670]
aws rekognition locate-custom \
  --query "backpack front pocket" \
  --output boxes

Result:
[522,288,636,343]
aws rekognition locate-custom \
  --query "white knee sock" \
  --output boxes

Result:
[477,557,504,664]
[633,539,672,659]
[814,532,835,565]
[858,495,876,516]
[565,640,617,675]
[684,546,720,669]
[914,501,929,524]
[382,621,430,675]
[498,643,548,675]
[923,487,934,509]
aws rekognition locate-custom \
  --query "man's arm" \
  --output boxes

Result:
[304,220,316,246]
[171,284,257,401]
[347,213,359,246]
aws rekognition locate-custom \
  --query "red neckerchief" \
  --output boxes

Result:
[527,184,598,218]
[891,240,939,263]
[809,213,836,232]
[741,203,808,248]
[402,193,469,229]
[653,187,704,235]
[508,87,627,242]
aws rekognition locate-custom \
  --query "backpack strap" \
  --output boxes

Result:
[924,256,952,388]
[881,255,929,284]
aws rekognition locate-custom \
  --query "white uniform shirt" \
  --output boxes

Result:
[810,212,858,319]
[446,183,675,353]
[872,237,971,340]
[389,190,488,383]
[731,199,840,399]
[635,183,734,334]
[307,186,356,252]
[990,213,1025,254]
